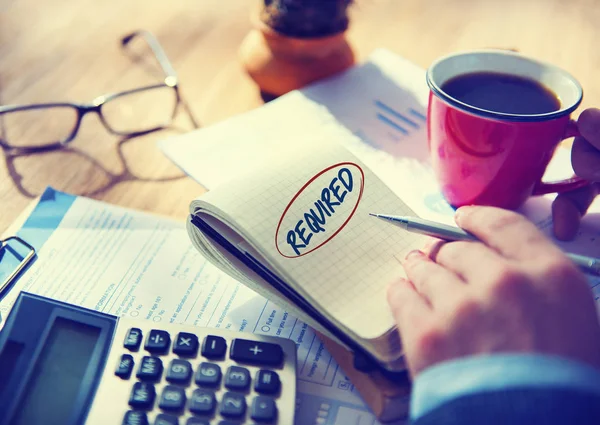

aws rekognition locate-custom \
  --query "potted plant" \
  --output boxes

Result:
[240,0,356,97]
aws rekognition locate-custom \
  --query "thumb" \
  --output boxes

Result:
[572,137,600,182]
[552,183,600,241]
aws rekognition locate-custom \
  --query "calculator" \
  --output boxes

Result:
[0,292,297,425]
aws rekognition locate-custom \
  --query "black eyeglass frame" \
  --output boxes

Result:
[0,30,195,153]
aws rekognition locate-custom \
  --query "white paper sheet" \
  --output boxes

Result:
[191,137,428,344]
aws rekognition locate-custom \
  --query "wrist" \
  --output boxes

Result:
[410,353,600,420]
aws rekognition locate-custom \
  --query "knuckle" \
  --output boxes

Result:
[416,327,445,356]
[387,279,406,305]
[539,256,583,292]
[492,264,524,283]
[452,297,482,324]
[486,210,526,232]
[546,256,578,277]
[488,266,531,301]
[403,258,429,281]
[523,231,551,248]
[462,206,521,230]
[403,257,420,272]
[412,269,443,293]
[437,242,460,260]
[436,241,473,263]
[423,239,446,260]
[404,252,427,268]
[412,277,431,294]
[578,108,600,135]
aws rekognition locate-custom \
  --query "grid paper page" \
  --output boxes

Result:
[194,133,428,341]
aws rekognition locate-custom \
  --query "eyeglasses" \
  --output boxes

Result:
[0,30,198,153]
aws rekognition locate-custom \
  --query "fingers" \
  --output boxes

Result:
[556,109,600,240]
[577,108,600,151]
[402,250,465,307]
[387,278,432,324]
[552,194,582,241]
[572,137,600,181]
[433,240,508,283]
[387,278,433,345]
[455,206,562,262]
[552,183,600,241]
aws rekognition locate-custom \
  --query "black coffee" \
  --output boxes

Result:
[441,72,561,114]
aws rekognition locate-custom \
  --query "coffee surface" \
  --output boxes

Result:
[441,72,560,115]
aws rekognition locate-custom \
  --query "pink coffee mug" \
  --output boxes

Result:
[426,50,588,210]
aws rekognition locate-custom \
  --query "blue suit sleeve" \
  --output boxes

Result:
[410,354,600,425]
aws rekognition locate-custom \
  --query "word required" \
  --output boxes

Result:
[286,168,354,255]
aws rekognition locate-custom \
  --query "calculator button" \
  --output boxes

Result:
[173,332,198,357]
[254,370,280,395]
[230,339,283,366]
[166,359,192,384]
[123,410,148,425]
[194,362,221,387]
[124,328,143,351]
[189,389,216,414]
[129,382,156,408]
[115,354,135,379]
[186,418,210,425]
[154,413,179,425]
[158,385,186,411]
[219,392,246,418]
[201,335,226,359]
[225,366,250,391]
[145,330,171,354]
[251,396,277,422]
[137,356,163,381]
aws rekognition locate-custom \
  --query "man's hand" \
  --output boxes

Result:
[387,206,600,378]
[553,108,600,241]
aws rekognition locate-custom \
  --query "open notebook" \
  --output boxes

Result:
[186,135,428,371]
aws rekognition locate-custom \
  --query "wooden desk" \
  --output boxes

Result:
[1,0,599,232]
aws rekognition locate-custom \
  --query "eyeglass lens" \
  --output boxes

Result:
[100,85,178,135]
[0,106,79,148]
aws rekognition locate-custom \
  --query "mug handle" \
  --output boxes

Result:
[533,120,589,195]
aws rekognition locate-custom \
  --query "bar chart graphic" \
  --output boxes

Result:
[374,99,426,140]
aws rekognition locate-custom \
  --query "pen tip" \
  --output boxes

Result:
[369,213,378,217]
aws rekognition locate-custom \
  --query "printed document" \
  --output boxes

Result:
[0,187,395,425]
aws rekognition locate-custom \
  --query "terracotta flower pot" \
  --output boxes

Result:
[239,14,356,97]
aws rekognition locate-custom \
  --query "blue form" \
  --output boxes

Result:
[18,187,76,250]
[0,187,75,300]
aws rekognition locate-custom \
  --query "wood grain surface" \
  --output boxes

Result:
[1,0,599,232]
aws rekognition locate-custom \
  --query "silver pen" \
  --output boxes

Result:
[370,213,600,277]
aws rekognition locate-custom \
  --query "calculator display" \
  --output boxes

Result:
[9,317,101,425]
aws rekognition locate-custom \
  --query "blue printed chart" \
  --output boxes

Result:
[374,100,426,142]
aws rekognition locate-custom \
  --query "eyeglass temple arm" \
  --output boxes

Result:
[121,30,200,130]
[121,30,178,83]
